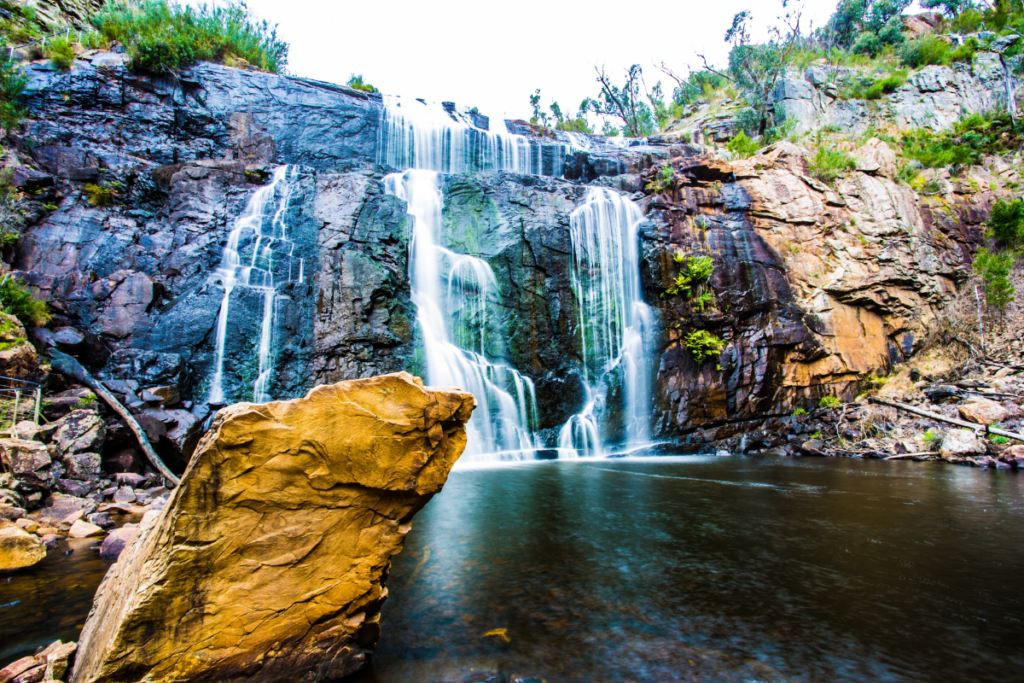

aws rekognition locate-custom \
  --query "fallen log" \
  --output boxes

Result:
[49,349,180,485]
[885,452,938,460]
[869,396,1024,444]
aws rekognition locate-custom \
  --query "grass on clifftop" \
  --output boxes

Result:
[90,0,288,74]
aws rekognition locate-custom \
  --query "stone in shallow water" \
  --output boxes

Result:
[68,519,104,538]
[0,519,46,571]
[98,525,137,559]
[71,372,475,683]
[111,486,135,504]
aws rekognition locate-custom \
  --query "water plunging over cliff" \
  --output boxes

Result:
[558,187,654,458]
[208,166,303,404]
[378,95,565,176]
[385,169,539,460]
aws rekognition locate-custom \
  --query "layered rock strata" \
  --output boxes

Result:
[71,372,474,683]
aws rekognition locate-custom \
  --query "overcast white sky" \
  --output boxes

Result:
[187,0,925,122]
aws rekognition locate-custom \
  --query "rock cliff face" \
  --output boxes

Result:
[638,141,995,446]
[71,373,475,683]
[775,58,1013,135]
[7,51,1003,452]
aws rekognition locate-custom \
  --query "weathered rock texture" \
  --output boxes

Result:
[7,45,1011,453]
[71,372,474,683]
[776,58,1012,136]
[639,140,998,446]
[0,518,46,571]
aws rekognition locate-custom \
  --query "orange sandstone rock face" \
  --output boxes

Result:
[71,372,474,683]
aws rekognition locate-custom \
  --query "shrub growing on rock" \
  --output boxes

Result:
[0,58,26,131]
[986,198,1024,248]
[684,329,727,364]
[45,37,75,71]
[819,395,843,409]
[900,34,977,68]
[899,112,1021,169]
[0,275,49,328]
[346,74,376,93]
[90,0,289,74]
[727,130,761,159]
[973,247,1016,313]
[808,147,856,184]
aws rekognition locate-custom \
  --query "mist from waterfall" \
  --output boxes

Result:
[208,166,303,405]
[385,169,540,460]
[558,187,655,458]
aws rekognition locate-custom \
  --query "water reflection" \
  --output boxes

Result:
[0,537,114,666]
[2,456,1022,682]
[355,455,1024,683]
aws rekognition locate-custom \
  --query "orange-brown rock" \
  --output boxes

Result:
[959,400,1010,426]
[0,313,39,382]
[71,372,474,683]
[647,141,997,443]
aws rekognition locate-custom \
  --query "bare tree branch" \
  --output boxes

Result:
[694,52,735,82]
[595,65,640,137]
[657,61,687,89]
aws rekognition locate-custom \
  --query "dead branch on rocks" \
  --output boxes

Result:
[869,396,1024,444]
[49,349,180,485]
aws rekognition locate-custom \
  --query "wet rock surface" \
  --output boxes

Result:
[71,373,475,683]
[4,44,1019,456]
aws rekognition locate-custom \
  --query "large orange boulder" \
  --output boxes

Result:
[71,372,474,683]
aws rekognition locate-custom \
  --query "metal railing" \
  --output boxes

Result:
[0,375,42,437]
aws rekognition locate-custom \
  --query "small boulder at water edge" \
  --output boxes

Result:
[0,519,46,571]
[940,429,988,459]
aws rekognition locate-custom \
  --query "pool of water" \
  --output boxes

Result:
[3,455,1023,682]
[0,536,114,666]
[353,455,1024,683]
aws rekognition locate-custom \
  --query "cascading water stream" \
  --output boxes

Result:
[385,169,540,460]
[378,95,564,176]
[208,166,303,405]
[558,187,655,458]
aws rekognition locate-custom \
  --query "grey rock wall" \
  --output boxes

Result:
[776,55,1012,136]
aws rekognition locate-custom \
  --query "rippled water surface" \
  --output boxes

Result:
[354,455,1024,683]
[3,455,1023,682]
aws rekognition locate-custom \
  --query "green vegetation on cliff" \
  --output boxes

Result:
[346,74,376,93]
[0,275,49,328]
[0,58,26,131]
[900,112,1024,168]
[684,330,727,364]
[90,0,288,74]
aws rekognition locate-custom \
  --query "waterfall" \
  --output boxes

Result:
[385,169,540,460]
[558,187,655,458]
[377,95,565,176]
[208,166,303,405]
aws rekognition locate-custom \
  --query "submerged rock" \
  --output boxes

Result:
[71,372,474,683]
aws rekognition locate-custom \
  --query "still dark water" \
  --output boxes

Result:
[3,455,1023,682]
[354,455,1024,683]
